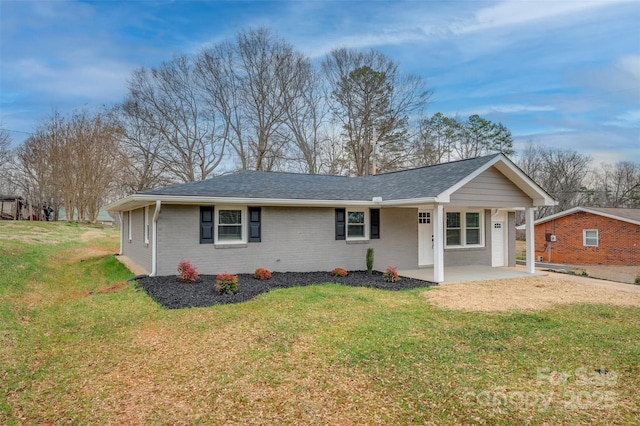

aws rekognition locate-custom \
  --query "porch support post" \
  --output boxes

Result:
[525,207,535,274]
[433,204,445,283]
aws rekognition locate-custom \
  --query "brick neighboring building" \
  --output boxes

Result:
[533,207,640,266]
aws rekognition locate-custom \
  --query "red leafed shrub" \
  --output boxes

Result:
[254,267,272,280]
[216,272,238,294]
[331,267,348,277]
[383,266,400,283]
[177,260,199,283]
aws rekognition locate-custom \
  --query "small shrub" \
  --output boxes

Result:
[635,275,640,285]
[331,267,348,277]
[216,272,238,294]
[254,267,272,280]
[366,247,374,274]
[177,260,199,283]
[383,266,400,283]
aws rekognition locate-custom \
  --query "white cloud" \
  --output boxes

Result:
[448,104,556,117]
[515,127,639,164]
[617,54,640,81]
[8,57,131,100]
[604,109,640,127]
[455,0,636,34]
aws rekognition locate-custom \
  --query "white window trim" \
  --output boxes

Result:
[444,209,485,248]
[346,208,369,241]
[144,206,150,244]
[583,229,598,247]
[127,210,132,243]
[214,205,247,244]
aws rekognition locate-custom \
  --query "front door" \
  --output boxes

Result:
[418,210,434,266]
[491,221,506,267]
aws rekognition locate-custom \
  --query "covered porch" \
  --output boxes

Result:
[399,264,544,284]
[407,204,539,283]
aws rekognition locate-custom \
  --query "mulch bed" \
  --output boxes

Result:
[136,271,436,309]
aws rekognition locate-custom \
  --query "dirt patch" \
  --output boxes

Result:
[82,281,128,297]
[80,229,107,242]
[423,275,640,312]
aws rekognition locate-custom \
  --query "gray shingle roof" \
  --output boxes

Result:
[140,153,501,201]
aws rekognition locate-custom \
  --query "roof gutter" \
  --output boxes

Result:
[107,194,408,211]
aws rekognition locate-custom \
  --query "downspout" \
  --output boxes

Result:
[151,200,161,277]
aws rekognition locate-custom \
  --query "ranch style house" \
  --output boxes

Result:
[107,153,556,282]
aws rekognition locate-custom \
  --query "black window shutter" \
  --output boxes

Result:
[370,208,380,239]
[200,206,214,244]
[335,208,346,240]
[248,207,261,242]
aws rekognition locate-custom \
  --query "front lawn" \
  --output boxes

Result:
[1,222,638,424]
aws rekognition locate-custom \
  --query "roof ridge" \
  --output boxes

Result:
[373,153,502,176]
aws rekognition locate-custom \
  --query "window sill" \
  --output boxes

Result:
[346,239,370,244]
[215,243,248,249]
[445,245,485,251]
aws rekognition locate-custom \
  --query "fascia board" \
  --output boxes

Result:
[535,207,640,226]
[107,194,385,211]
[379,197,440,206]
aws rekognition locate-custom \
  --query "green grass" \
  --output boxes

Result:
[1,222,639,424]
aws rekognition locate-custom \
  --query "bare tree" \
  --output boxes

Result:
[14,112,68,220]
[197,28,310,171]
[323,48,430,175]
[592,161,640,207]
[518,143,591,218]
[66,109,125,222]
[0,127,10,165]
[125,54,225,182]
[14,109,125,222]
[278,61,329,173]
[118,102,171,194]
[0,127,13,194]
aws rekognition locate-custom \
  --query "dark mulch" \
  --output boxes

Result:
[136,271,436,309]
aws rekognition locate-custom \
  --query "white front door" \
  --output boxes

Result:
[418,210,434,266]
[491,221,506,267]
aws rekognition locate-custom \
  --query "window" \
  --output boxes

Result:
[446,212,461,245]
[217,209,243,242]
[347,210,366,239]
[466,212,480,245]
[445,210,484,247]
[418,211,431,224]
[583,229,598,247]
[336,208,375,241]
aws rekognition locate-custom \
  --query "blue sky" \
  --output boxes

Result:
[1,0,639,163]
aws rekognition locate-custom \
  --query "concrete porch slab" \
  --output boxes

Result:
[399,265,545,284]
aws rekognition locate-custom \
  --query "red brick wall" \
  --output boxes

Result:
[534,212,640,266]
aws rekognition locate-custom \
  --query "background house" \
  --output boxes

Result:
[533,207,640,266]
[0,195,33,220]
